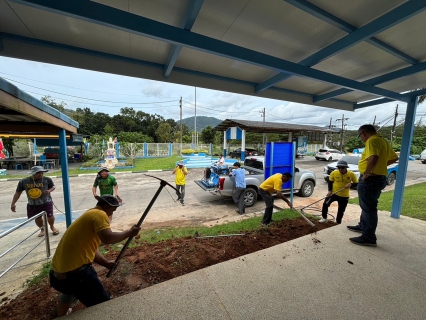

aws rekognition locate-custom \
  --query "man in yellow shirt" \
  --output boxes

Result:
[348,124,398,247]
[49,195,140,316]
[172,161,188,205]
[320,160,358,224]
[259,172,293,226]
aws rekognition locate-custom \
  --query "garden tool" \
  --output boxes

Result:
[107,174,180,278]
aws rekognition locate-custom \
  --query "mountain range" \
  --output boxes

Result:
[178,116,222,132]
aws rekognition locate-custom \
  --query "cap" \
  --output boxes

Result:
[233,162,241,167]
[29,166,48,175]
[178,161,184,165]
[95,194,122,207]
[98,167,109,174]
[336,160,348,168]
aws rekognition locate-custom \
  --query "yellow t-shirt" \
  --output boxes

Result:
[329,170,358,197]
[260,173,283,194]
[358,134,398,176]
[175,167,188,185]
[51,206,110,273]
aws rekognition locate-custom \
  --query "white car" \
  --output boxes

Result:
[323,154,399,187]
[420,149,426,164]
[315,148,346,162]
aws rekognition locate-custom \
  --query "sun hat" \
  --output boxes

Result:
[178,161,184,165]
[336,160,349,168]
[95,194,122,207]
[233,162,241,167]
[98,167,109,174]
[29,166,48,175]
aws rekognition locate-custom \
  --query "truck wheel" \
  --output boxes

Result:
[298,180,314,197]
[244,188,257,207]
[387,172,396,185]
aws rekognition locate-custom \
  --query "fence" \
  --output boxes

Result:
[0,211,51,279]
[24,142,326,160]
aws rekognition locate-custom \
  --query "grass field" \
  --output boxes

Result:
[348,182,426,221]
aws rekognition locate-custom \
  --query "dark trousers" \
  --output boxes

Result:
[357,176,387,241]
[321,194,349,224]
[176,184,185,203]
[232,187,246,213]
[260,189,274,225]
[49,265,110,307]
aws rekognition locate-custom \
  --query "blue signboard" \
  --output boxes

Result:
[264,142,295,190]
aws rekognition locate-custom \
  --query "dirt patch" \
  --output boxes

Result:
[0,218,335,319]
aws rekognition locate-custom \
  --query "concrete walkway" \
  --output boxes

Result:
[65,211,426,319]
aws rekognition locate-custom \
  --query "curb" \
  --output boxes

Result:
[0,169,179,182]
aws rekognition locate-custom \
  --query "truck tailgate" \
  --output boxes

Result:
[194,180,219,192]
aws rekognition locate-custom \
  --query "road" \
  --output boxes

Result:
[1,157,426,232]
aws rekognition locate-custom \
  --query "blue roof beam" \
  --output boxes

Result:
[164,0,204,78]
[355,88,426,109]
[284,0,419,65]
[255,0,424,93]
[13,0,409,102]
[314,61,426,102]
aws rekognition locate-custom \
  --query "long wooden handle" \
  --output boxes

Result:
[106,180,167,278]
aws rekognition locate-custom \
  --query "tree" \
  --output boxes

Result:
[41,96,67,113]
[118,132,153,143]
[200,126,215,144]
[104,123,115,136]
[2,138,15,157]
[156,122,173,142]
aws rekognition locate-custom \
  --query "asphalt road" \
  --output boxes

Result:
[1,157,425,232]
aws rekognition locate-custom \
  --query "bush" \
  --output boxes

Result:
[181,149,209,154]
[125,159,133,166]
[82,161,98,168]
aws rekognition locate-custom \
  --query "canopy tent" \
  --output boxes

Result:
[0,76,78,227]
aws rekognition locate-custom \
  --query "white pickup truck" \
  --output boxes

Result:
[194,156,316,207]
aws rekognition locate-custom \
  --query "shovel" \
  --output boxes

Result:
[292,208,317,233]
[106,174,180,278]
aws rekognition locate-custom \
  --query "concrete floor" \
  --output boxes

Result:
[65,211,426,319]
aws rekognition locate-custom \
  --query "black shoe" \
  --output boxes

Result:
[347,225,362,233]
[349,235,377,247]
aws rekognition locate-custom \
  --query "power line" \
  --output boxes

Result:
[0,71,181,98]
[22,89,178,109]
[4,77,179,104]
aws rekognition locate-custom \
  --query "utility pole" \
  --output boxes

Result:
[327,117,335,147]
[260,108,265,147]
[390,105,398,146]
[180,97,182,153]
[336,114,349,152]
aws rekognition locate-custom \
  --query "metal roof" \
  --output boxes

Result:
[214,119,334,134]
[0,77,79,136]
[1,0,426,112]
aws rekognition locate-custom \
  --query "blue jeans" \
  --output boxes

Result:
[357,176,387,241]
[49,265,110,307]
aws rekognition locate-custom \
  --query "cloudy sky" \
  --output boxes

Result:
[1,56,425,131]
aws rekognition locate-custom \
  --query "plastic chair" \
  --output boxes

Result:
[14,164,23,170]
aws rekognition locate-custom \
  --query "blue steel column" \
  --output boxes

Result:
[391,96,418,218]
[290,142,295,205]
[58,129,72,227]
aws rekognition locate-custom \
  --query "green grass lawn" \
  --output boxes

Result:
[348,182,426,221]
[112,209,302,250]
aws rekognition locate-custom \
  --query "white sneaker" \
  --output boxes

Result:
[319,218,328,223]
